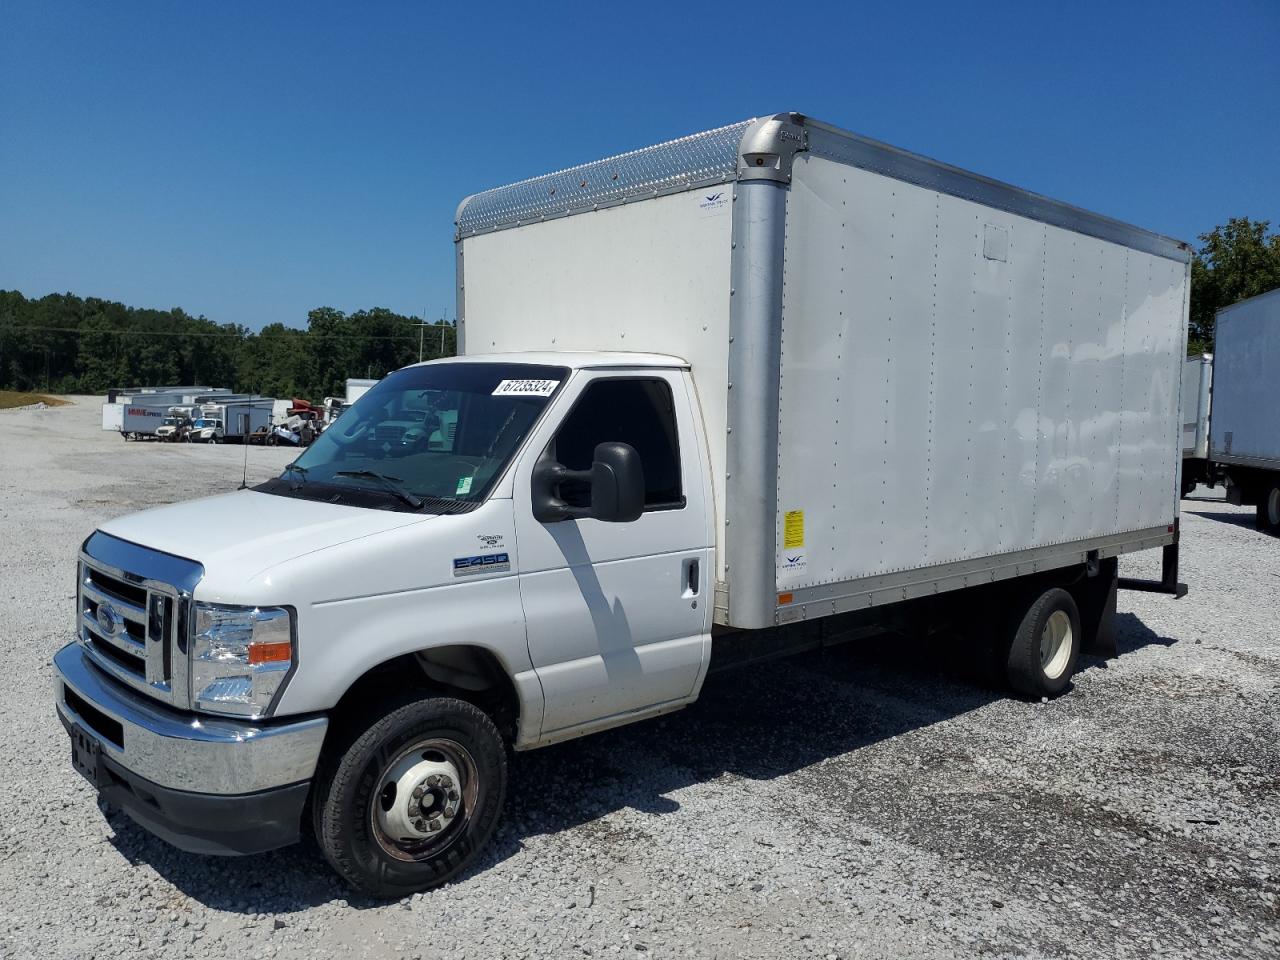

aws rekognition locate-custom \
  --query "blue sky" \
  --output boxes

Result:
[2,1,1276,330]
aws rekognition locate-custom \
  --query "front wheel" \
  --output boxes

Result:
[312,697,507,898]
[1003,587,1081,699]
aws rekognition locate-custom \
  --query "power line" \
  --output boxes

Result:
[0,325,428,342]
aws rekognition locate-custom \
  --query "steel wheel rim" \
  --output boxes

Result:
[1269,488,1280,527]
[1039,609,1073,680]
[370,737,479,863]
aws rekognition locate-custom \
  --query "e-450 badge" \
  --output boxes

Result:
[453,552,511,577]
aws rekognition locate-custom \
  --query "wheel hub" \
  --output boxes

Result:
[376,751,464,843]
[1039,609,1073,680]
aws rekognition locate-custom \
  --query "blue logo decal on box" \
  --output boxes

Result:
[453,552,511,576]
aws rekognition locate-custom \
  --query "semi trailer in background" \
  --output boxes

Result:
[56,112,1190,897]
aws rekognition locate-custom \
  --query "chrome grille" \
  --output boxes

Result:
[77,532,203,709]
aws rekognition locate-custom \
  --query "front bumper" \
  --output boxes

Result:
[54,643,328,854]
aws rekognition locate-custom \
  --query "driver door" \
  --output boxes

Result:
[513,370,713,738]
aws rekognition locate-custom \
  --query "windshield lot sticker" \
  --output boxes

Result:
[454,553,511,577]
[455,476,474,496]
[492,379,559,398]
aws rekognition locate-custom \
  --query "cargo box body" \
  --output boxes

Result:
[1210,287,1280,469]
[456,114,1190,629]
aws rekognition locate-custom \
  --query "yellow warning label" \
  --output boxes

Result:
[783,510,805,549]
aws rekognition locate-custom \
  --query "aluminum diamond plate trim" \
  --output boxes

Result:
[456,120,754,237]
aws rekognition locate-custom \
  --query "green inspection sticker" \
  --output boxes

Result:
[455,476,473,496]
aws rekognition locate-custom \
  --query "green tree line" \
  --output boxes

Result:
[0,291,455,401]
[1,218,1274,399]
[1187,218,1280,355]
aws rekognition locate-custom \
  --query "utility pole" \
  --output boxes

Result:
[412,319,433,363]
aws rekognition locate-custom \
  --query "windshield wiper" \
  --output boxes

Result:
[334,470,424,509]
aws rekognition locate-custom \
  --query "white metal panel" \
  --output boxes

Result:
[1181,355,1211,459]
[460,188,733,575]
[1210,288,1280,465]
[776,154,1184,591]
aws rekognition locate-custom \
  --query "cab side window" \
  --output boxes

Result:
[553,378,684,510]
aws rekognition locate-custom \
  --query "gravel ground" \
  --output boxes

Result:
[1,398,1277,960]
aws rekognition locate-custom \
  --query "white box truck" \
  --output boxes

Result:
[54,113,1190,897]
[1204,287,1280,531]
[188,397,274,443]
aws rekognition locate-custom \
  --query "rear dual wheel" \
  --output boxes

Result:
[1002,587,1082,699]
[1257,482,1280,535]
[312,696,507,898]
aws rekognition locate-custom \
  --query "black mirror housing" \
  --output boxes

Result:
[588,442,644,522]
[530,442,645,523]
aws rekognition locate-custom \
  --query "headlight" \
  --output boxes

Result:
[191,603,295,718]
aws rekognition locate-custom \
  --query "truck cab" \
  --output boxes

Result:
[155,415,193,442]
[56,353,714,895]
[189,417,224,443]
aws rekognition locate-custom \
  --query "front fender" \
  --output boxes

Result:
[263,500,543,744]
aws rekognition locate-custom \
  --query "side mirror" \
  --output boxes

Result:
[588,442,644,522]
[531,442,645,523]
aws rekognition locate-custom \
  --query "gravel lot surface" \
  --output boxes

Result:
[1,398,1277,959]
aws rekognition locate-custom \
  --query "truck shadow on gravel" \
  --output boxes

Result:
[1183,507,1264,531]
[102,614,1177,912]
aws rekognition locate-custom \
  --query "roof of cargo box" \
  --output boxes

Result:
[410,351,689,370]
[455,113,1190,263]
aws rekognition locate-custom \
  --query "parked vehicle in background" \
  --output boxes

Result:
[188,415,224,443]
[54,112,1191,898]
[188,398,274,444]
[155,410,194,442]
[1203,287,1280,533]
[1180,354,1213,496]
[103,387,231,441]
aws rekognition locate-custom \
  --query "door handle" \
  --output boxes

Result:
[682,558,700,598]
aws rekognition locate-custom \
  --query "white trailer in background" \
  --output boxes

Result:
[1206,287,1280,532]
[346,378,377,404]
[101,403,124,433]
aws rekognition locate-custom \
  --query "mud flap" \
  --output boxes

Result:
[1077,556,1118,659]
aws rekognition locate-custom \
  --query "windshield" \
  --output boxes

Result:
[267,362,568,510]
[194,419,220,429]
[162,418,178,426]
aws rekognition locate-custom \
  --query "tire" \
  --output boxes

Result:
[312,696,507,898]
[1003,587,1082,699]
[1258,481,1280,535]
